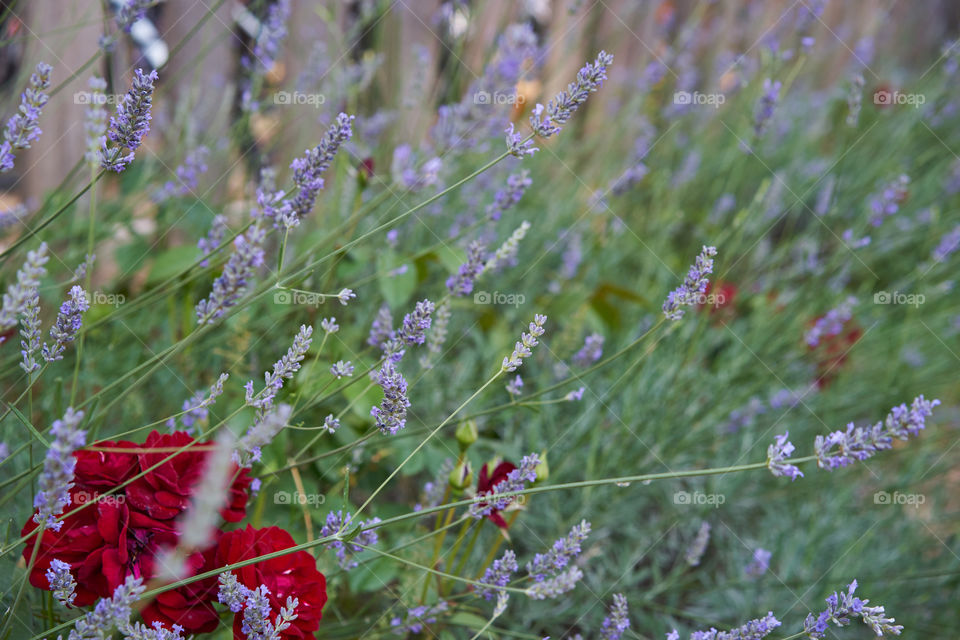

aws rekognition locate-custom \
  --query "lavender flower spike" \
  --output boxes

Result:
[502,314,546,372]
[527,520,591,582]
[397,299,434,345]
[368,304,394,348]
[19,284,42,374]
[767,432,803,480]
[804,580,903,638]
[447,242,487,297]
[526,566,583,600]
[685,521,710,567]
[67,575,145,639]
[669,611,781,640]
[41,286,90,362]
[235,403,292,468]
[320,510,381,570]
[662,246,718,321]
[46,559,77,607]
[371,361,410,435]
[246,325,313,411]
[815,395,939,470]
[600,594,631,640]
[530,51,613,138]
[99,68,159,172]
[471,453,539,517]
[1,62,53,173]
[487,170,532,220]
[478,550,519,600]
[0,241,49,331]
[805,296,856,348]
[506,123,538,158]
[486,221,531,273]
[280,113,354,228]
[752,78,782,139]
[196,193,268,323]
[34,408,86,531]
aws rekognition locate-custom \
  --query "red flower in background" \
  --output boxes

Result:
[141,543,222,634]
[475,461,517,530]
[699,280,738,315]
[126,431,251,522]
[217,526,328,639]
[22,431,251,609]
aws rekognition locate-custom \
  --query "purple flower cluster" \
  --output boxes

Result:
[279,113,354,228]
[662,246,718,321]
[868,174,910,226]
[330,360,354,379]
[368,304,394,349]
[685,521,711,566]
[804,296,856,348]
[767,432,803,480]
[447,241,487,297]
[487,170,532,220]
[217,573,299,640]
[397,299,435,345]
[371,361,410,435]
[69,575,145,639]
[41,286,90,362]
[195,194,268,323]
[245,325,313,411]
[478,550,518,600]
[470,453,539,517]
[745,548,772,577]
[815,395,939,469]
[114,0,154,32]
[19,282,42,374]
[752,78,782,139]
[46,558,77,607]
[100,68,159,172]
[526,519,591,582]
[197,214,228,267]
[1,62,53,173]
[526,566,584,600]
[320,510,381,570]
[34,408,86,531]
[0,242,49,331]
[668,612,781,640]
[572,333,604,368]
[530,51,614,138]
[235,404,291,468]
[502,314,546,372]
[932,225,960,263]
[600,594,631,640]
[157,146,210,201]
[804,580,902,638]
[251,0,291,72]
[390,601,448,635]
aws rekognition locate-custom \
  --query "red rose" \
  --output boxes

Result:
[141,543,221,634]
[217,526,327,639]
[126,431,251,523]
[475,461,517,530]
[21,487,174,605]
[73,440,140,492]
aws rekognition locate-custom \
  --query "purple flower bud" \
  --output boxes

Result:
[478,550,518,600]
[662,246,717,321]
[34,408,86,531]
[42,286,90,362]
[1,62,53,173]
[371,361,410,435]
[767,432,803,480]
[529,51,613,139]
[100,68,159,172]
